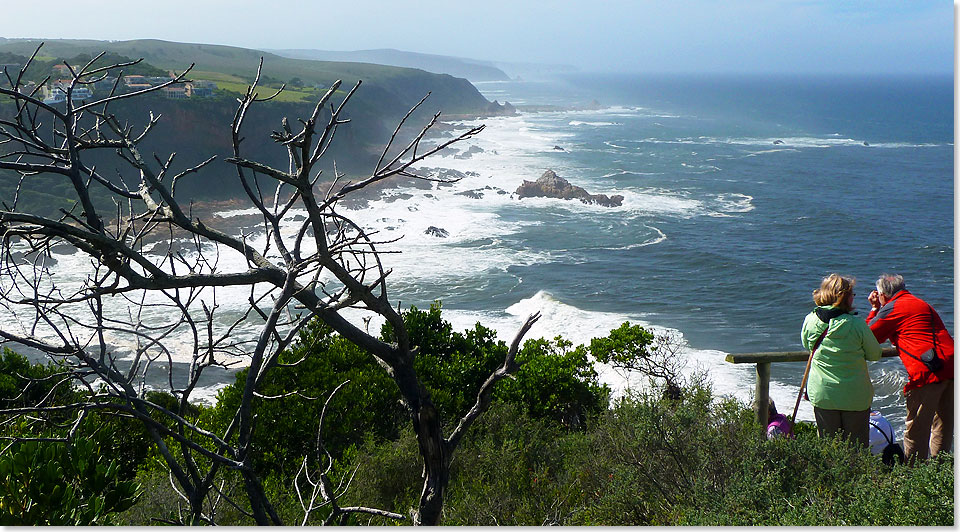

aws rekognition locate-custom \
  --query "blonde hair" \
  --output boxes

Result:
[813,273,855,312]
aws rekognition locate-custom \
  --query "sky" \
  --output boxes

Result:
[1,0,954,74]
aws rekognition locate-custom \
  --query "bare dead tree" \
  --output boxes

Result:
[294,379,406,525]
[0,44,540,525]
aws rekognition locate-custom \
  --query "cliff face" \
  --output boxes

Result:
[516,170,623,207]
[0,38,501,203]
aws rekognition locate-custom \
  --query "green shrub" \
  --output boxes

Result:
[0,439,140,525]
[208,318,406,477]
[0,348,80,409]
[496,336,608,429]
[339,379,954,526]
[209,303,610,479]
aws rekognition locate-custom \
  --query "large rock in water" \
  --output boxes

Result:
[515,170,623,207]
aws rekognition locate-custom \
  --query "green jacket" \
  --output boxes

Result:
[800,306,882,411]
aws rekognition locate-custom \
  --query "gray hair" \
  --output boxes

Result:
[876,273,905,297]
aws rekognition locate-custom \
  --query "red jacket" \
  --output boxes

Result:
[867,289,954,392]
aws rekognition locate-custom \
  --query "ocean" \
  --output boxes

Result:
[6,72,954,432]
[331,72,953,429]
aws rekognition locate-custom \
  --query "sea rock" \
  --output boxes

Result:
[416,167,468,183]
[486,100,517,116]
[50,243,78,255]
[10,249,58,266]
[424,226,449,238]
[773,139,784,145]
[384,193,414,203]
[454,145,485,160]
[456,189,484,199]
[515,170,624,207]
[553,145,565,151]
[145,240,194,256]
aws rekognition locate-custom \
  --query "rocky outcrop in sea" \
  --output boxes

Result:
[515,170,623,207]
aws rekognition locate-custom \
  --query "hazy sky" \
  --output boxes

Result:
[2,0,954,74]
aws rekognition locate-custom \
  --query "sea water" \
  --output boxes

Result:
[329,72,953,429]
[8,73,953,431]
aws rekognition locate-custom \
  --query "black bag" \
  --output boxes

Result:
[870,420,905,467]
[919,348,944,373]
[881,441,906,467]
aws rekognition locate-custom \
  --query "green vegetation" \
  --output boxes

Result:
[208,303,607,479]
[0,38,499,208]
[0,38,491,114]
[0,310,952,525]
[0,351,141,525]
[0,50,166,84]
[0,439,140,525]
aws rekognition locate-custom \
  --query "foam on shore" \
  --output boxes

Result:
[0,105,775,410]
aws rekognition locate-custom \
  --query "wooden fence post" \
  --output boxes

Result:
[754,362,770,433]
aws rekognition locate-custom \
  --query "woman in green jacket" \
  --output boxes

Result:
[801,274,883,447]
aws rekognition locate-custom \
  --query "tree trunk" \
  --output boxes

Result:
[242,469,282,525]
[412,402,449,526]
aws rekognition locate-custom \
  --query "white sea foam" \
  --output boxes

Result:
[569,120,621,127]
[615,135,945,151]
[617,189,703,217]
[599,169,665,179]
[0,106,765,408]
[598,225,667,250]
[744,148,800,157]
[438,290,800,413]
[714,193,755,213]
[724,136,947,150]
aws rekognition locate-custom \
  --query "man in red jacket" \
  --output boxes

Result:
[867,274,954,461]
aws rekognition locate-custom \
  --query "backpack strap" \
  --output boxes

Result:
[811,324,830,355]
[868,420,894,445]
[899,302,941,363]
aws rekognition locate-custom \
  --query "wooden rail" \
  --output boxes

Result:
[726,347,899,431]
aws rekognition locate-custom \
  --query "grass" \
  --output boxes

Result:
[188,70,246,83]
[190,70,349,102]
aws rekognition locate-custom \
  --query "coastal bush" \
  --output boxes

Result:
[339,401,588,525]
[207,318,406,478]
[0,351,155,481]
[0,438,140,525]
[388,302,610,428]
[496,336,608,428]
[3,329,952,525]
[338,377,953,526]
[209,303,610,479]
[0,348,80,410]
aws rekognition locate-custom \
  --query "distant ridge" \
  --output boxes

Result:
[270,48,579,82]
[270,48,511,82]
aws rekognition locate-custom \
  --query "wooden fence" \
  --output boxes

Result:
[725,347,899,431]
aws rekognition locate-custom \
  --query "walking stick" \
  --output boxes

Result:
[791,350,815,422]
[792,326,830,422]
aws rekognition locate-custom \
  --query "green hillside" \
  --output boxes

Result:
[0,38,491,114]
[0,38,504,204]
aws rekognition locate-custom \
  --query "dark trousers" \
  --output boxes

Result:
[813,407,869,448]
